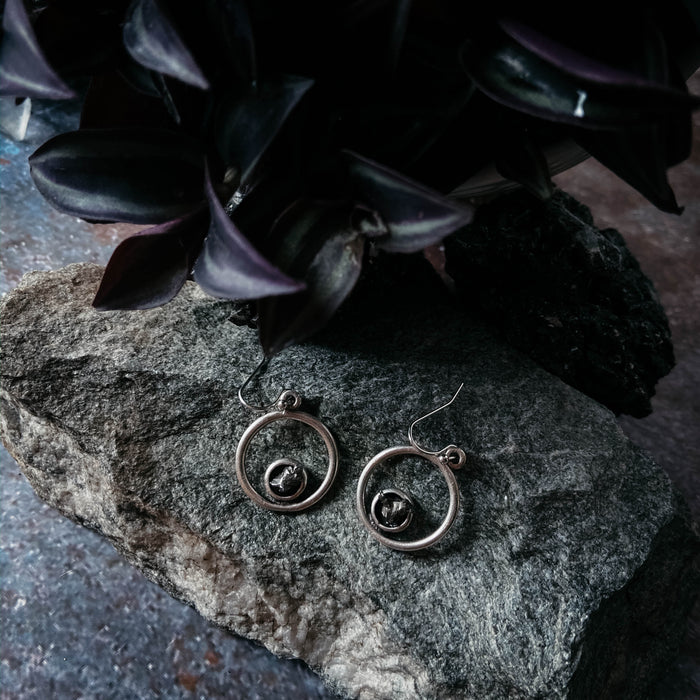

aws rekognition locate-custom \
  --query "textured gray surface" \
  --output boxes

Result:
[446,189,674,417]
[1,262,697,699]
[1,101,337,699]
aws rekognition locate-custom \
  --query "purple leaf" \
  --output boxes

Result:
[499,18,676,88]
[192,168,305,300]
[494,125,554,200]
[345,151,474,253]
[123,0,210,90]
[80,71,172,129]
[257,200,366,356]
[93,208,210,310]
[574,127,683,214]
[461,29,700,128]
[32,1,125,80]
[29,128,205,223]
[0,0,74,99]
[202,0,257,85]
[451,138,589,201]
[216,75,313,184]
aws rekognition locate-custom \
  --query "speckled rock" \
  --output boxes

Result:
[0,263,697,700]
[445,189,674,418]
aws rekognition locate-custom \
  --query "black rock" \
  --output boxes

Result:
[445,189,674,417]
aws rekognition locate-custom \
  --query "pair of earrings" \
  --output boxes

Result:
[234,358,466,552]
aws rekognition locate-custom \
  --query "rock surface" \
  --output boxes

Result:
[0,263,697,699]
[446,190,674,417]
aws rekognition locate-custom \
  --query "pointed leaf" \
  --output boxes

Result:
[93,208,209,310]
[80,71,172,129]
[29,128,205,223]
[258,200,366,356]
[494,125,554,200]
[345,151,474,253]
[499,18,674,88]
[0,0,74,99]
[123,0,210,90]
[193,168,305,300]
[451,138,588,201]
[32,1,125,80]
[461,29,700,128]
[216,75,313,183]
[574,126,682,214]
[202,0,257,85]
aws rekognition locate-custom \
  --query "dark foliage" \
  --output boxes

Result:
[1,0,698,355]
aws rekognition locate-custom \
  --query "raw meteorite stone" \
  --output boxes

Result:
[445,189,675,417]
[0,263,697,700]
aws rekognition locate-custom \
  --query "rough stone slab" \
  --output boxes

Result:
[0,263,697,699]
[446,190,674,418]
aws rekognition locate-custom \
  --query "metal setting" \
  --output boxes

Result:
[356,385,467,551]
[235,402,338,513]
[370,488,415,533]
[264,458,308,501]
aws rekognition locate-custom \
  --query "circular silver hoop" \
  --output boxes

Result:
[356,445,460,551]
[235,409,338,512]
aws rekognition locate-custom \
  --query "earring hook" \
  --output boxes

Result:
[238,356,302,413]
[238,356,272,411]
[408,383,464,456]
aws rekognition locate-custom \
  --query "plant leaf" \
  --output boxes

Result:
[123,0,210,90]
[0,0,75,99]
[32,0,125,80]
[257,200,366,356]
[192,167,305,300]
[499,17,675,88]
[202,0,257,85]
[344,151,474,253]
[93,208,209,310]
[215,75,313,184]
[461,28,700,128]
[574,126,683,214]
[80,71,172,129]
[494,124,554,200]
[29,128,206,223]
[451,138,588,201]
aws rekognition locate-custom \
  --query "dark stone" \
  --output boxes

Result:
[444,189,675,417]
[373,490,414,531]
[0,263,697,699]
[268,461,306,499]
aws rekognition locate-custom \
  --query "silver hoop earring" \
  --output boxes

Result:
[356,385,466,551]
[235,358,338,512]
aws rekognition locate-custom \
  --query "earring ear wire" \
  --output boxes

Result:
[356,385,467,551]
[408,383,467,469]
[234,356,338,513]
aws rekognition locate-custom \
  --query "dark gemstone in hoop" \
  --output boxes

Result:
[265,459,307,501]
[371,489,415,532]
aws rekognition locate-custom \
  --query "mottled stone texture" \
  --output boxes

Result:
[0,263,697,700]
[446,190,674,417]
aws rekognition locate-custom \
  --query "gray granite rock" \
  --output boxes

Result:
[0,263,697,699]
